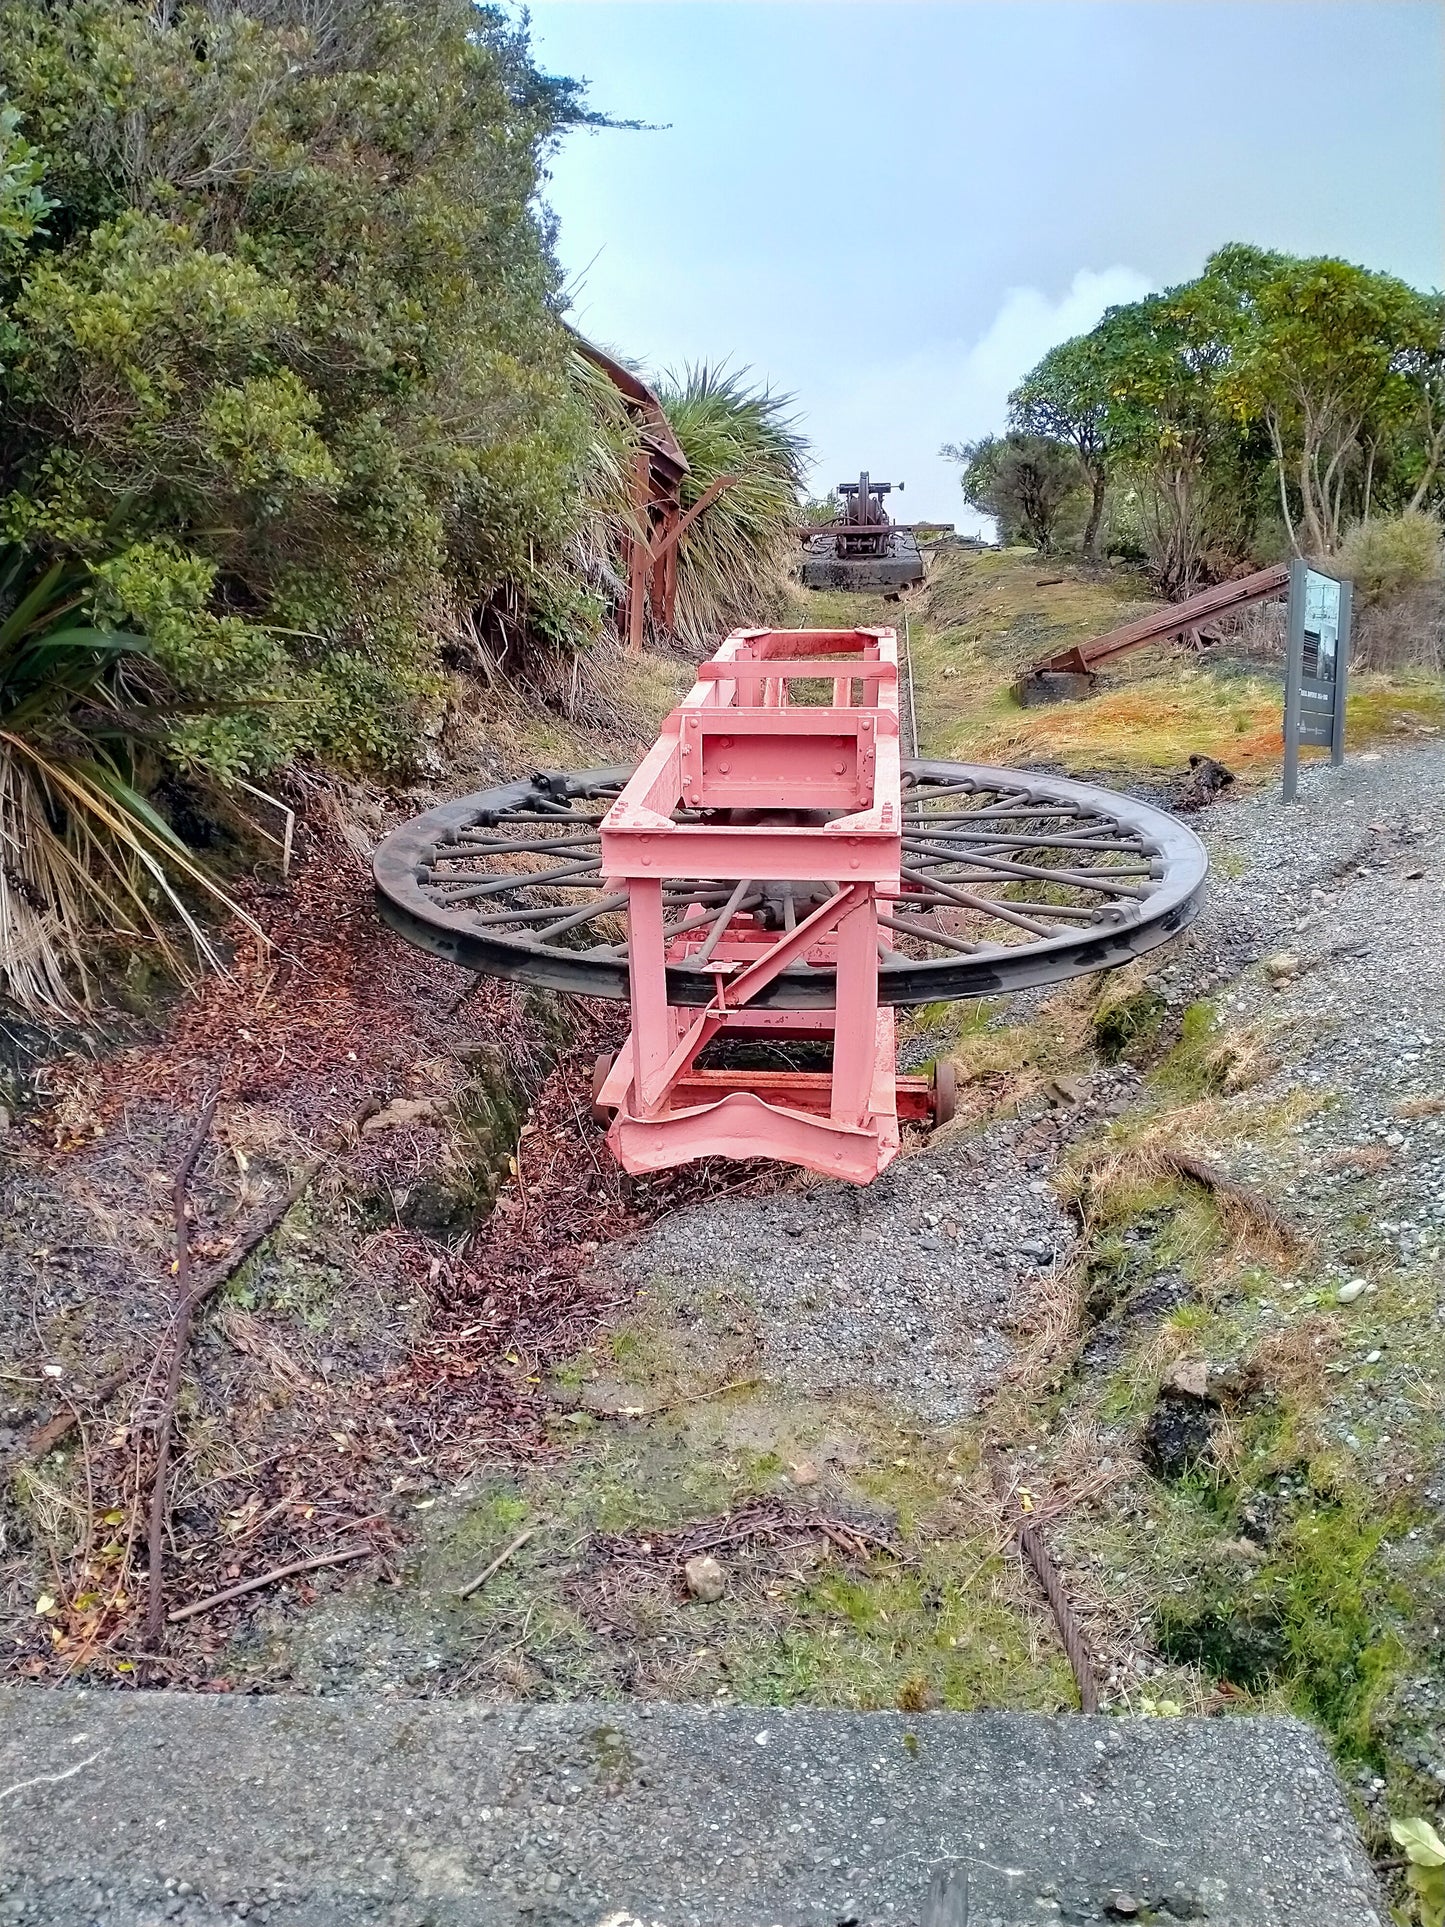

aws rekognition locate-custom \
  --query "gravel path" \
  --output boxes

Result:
[612,746,1445,1427]
[1166,746,1445,1264]
[613,1119,1075,1424]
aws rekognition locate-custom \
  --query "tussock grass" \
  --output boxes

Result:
[658,366,808,650]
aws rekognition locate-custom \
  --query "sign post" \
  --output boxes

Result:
[1283,559,1352,803]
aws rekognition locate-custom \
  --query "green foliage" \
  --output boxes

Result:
[1009,334,1121,559]
[1392,1818,1445,1927]
[656,365,807,647]
[799,489,843,527]
[0,0,604,781]
[1337,510,1443,605]
[0,105,51,262]
[1215,243,1440,556]
[1155,1480,1410,1762]
[942,431,1082,552]
[1091,978,1170,1064]
[0,542,257,1010]
[1003,244,1443,593]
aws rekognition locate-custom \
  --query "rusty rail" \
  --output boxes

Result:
[1033,563,1289,676]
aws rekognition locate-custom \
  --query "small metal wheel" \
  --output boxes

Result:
[590,1050,617,1125]
[931,1057,957,1127]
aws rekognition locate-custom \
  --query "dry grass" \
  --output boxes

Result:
[1244,1314,1345,1408]
[929,971,1111,1136]
[1064,1126,1303,1270]
[435,643,688,780]
[1319,1144,1396,1176]
[910,548,1445,780]
[968,664,1289,775]
[1394,1094,1445,1120]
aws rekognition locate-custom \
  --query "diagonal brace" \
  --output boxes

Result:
[638,883,869,1112]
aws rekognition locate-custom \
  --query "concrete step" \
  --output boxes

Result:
[0,1693,1383,1927]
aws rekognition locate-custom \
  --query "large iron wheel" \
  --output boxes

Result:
[372,762,1207,1009]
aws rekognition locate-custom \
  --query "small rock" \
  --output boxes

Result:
[1337,1279,1367,1304]
[788,1459,819,1487]
[1045,1074,1086,1107]
[1405,867,1426,880]
[684,1554,726,1602]
[1164,1358,1211,1400]
[1107,1898,1140,1921]
[1265,953,1300,985]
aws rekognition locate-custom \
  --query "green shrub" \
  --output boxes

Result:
[0,0,603,778]
[657,366,808,648]
[1337,511,1443,604]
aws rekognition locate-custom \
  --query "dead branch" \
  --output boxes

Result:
[19,1362,135,1465]
[458,1524,542,1599]
[143,1093,220,1649]
[9,1096,382,1477]
[166,1544,370,1624]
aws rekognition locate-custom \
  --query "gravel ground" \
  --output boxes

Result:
[613,746,1445,1428]
[1167,746,1445,1264]
[613,1120,1075,1424]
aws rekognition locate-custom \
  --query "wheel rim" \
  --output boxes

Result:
[372,761,1207,1009]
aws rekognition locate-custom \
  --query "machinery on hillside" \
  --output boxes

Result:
[374,624,1208,1186]
[798,473,935,593]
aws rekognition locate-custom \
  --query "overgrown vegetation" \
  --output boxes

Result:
[0,0,615,778]
[0,543,258,1010]
[908,545,1445,777]
[0,1,811,1007]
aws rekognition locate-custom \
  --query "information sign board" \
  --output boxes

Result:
[1283,559,1352,803]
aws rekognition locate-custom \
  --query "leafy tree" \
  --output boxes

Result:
[0,105,50,262]
[1009,335,1121,560]
[942,432,1081,552]
[1392,294,1445,516]
[1212,243,1438,554]
[1082,283,1256,595]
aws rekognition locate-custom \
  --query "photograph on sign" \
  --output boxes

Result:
[1302,570,1340,680]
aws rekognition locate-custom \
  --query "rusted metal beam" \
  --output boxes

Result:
[1033,563,1290,676]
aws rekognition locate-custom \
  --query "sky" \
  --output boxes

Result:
[527,2,1445,524]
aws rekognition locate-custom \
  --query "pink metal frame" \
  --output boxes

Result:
[597,626,906,1184]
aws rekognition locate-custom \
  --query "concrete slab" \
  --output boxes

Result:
[0,1693,1383,1927]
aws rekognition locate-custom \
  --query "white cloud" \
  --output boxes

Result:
[802,265,1154,527]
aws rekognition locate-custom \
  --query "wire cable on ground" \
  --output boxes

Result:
[987,1445,1101,1713]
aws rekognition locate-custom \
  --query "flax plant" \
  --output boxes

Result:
[656,366,808,648]
[0,546,259,1014]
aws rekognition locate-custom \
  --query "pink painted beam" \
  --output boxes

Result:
[595,625,925,1185]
